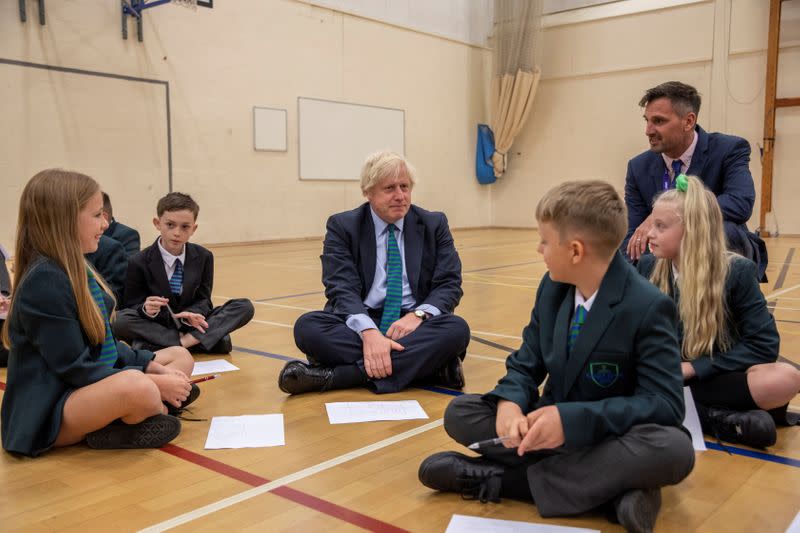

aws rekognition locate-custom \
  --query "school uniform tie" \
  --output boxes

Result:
[170,259,183,295]
[670,159,683,185]
[567,304,587,354]
[378,224,403,334]
[87,270,118,367]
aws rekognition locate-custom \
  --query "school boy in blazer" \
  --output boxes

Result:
[113,193,254,353]
[419,181,695,533]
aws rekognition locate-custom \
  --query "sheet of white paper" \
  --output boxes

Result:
[204,414,285,449]
[785,510,800,533]
[445,515,600,533]
[683,386,707,451]
[191,359,240,376]
[325,400,428,424]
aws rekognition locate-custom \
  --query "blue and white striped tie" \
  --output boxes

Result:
[378,224,402,334]
[170,259,183,295]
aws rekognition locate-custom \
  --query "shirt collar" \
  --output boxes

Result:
[157,238,185,267]
[662,129,698,170]
[574,288,598,312]
[370,207,404,237]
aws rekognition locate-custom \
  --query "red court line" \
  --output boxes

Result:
[160,444,408,533]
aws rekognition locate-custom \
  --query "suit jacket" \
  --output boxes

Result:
[321,203,463,316]
[622,125,756,254]
[0,251,9,297]
[104,219,141,258]
[487,253,685,450]
[637,254,779,380]
[122,239,214,326]
[85,235,128,304]
[1,257,153,457]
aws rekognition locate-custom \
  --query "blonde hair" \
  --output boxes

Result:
[2,169,114,349]
[649,175,730,359]
[535,180,627,258]
[360,151,417,193]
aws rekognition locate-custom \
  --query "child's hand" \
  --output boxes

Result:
[0,295,10,314]
[143,296,169,317]
[495,400,528,448]
[174,311,209,333]
[518,405,564,455]
[148,373,191,408]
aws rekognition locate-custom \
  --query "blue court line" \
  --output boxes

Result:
[256,290,324,302]
[232,345,800,468]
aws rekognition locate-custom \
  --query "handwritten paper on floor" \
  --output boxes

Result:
[191,359,240,376]
[445,515,600,533]
[204,414,285,449]
[325,400,428,424]
[683,386,707,451]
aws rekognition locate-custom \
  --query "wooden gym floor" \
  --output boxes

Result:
[2,228,799,532]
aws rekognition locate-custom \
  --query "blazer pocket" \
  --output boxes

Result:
[582,352,632,396]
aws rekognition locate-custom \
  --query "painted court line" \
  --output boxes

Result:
[216,294,314,312]
[766,283,800,301]
[256,290,324,302]
[141,421,441,532]
[470,329,523,341]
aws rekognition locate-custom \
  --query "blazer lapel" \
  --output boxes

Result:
[562,253,627,393]
[549,286,574,399]
[686,125,708,178]
[404,208,423,297]
[358,205,377,295]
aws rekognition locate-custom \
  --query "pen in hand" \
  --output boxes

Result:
[467,436,510,450]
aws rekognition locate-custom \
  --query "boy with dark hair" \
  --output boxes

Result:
[102,192,141,257]
[419,181,695,533]
[113,192,254,354]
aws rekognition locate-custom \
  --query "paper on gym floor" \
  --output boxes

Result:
[191,359,240,376]
[325,400,428,424]
[683,386,707,451]
[445,515,600,533]
[204,414,284,449]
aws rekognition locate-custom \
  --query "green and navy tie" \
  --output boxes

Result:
[88,270,118,367]
[567,304,587,353]
[378,224,403,334]
[170,259,183,294]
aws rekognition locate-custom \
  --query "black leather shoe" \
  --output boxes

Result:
[166,383,201,416]
[418,451,504,503]
[86,414,181,449]
[614,488,661,533]
[209,334,233,354]
[278,360,335,394]
[698,406,777,448]
[435,358,465,389]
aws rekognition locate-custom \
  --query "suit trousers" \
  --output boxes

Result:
[293,310,469,393]
[444,394,695,517]
[113,299,254,351]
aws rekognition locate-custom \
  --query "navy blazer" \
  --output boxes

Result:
[85,235,128,304]
[637,254,779,380]
[122,239,214,325]
[1,257,153,457]
[321,203,463,317]
[623,125,756,254]
[487,253,685,450]
[104,219,141,258]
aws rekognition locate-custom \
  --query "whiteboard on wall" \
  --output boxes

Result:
[298,97,405,181]
[253,106,288,151]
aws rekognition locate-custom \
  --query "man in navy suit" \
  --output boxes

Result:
[623,81,765,275]
[279,151,470,394]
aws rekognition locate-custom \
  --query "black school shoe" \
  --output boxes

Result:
[418,451,504,503]
[166,383,201,416]
[86,414,181,449]
[613,488,661,533]
[698,406,777,448]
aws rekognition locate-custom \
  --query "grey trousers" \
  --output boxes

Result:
[444,394,695,517]
[113,299,254,351]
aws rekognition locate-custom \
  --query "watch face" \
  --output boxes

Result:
[415,310,426,320]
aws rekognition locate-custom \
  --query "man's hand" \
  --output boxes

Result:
[361,329,403,379]
[518,405,565,455]
[174,311,209,333]
[495,400,529,448]
[385,312,424,340]
[681,361,696,381]
[143,296,169,317]
[626,215,654,260]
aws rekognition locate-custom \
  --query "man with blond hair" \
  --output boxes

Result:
[279,151,470,394]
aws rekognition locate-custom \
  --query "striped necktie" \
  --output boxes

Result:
[670,159,683,184]
[378,224,403,334]
[567,304,587,353]
[170,259,183,294]
[87,270,118,367]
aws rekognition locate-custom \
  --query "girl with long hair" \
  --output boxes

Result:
[2,169,196,456]
[638,174,800,448]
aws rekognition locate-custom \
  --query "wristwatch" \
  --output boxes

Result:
[413,309,428,321]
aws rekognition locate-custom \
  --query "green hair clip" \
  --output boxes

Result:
[675,173,689,192]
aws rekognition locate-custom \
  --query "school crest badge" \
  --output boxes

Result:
[588,362,620,388]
